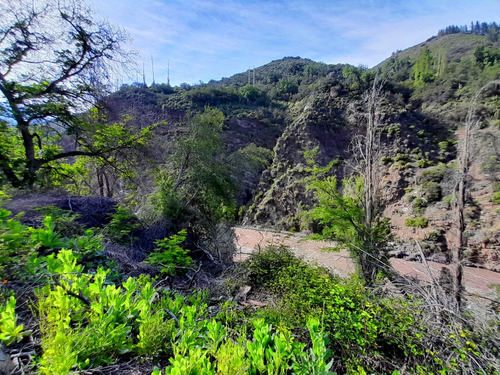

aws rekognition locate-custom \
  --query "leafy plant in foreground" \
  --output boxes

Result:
[0,296,31,346]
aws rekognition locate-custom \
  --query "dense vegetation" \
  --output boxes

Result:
[1,0,499,373]
[1,201,498,374]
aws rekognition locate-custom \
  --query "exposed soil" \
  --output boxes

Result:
[234,227,500,298]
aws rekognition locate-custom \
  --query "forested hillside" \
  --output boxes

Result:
[1,1,499,373]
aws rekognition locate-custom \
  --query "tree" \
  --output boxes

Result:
[453,80,500,310]
[307,79,394,285]
[413,47,435,87]
[153,107,237,264]
[0,0,133,187]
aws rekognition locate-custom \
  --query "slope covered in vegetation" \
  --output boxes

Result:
[1,4,499,373]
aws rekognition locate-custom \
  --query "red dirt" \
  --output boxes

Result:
[234,227,500,298]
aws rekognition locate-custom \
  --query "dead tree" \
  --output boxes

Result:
[454,80,500,310]
[348,77,395,283]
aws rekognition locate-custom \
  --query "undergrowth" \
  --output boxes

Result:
[0,192,499,374]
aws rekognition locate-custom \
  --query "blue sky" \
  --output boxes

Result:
[90,0,500,86]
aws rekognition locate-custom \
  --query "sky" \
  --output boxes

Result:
[89,0,500,87]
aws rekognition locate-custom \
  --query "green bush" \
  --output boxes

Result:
[493,192,500,204]
[106,206,140,245]
[381,156,394,165]
[36,250,180,373]
[421,181,442,202]
[244,247,434,374]
[0,296,31,346]
[144,229,192,276]
[33,206,84,237]
[412,197,427,212]
[493,184,500,204]
[405,217,429,228]
[438,139,456,156]
[420,163,449,183]
[416,158,433,168]
[246,245,300,287]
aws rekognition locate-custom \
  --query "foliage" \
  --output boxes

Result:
[0,296,30,346]
[238,85,268,105]
[245,247,437,374]
[0,0,137,187]
[405,216,430,228]
[36,250,177,372]
[106,206,141,245]
[0,207,33,278]
[30,216,68,254]
[275,78,299,99]
[0,205,498,374]
[474,46,500,68]
[152,107,237,264]
[33,206,84,237]
[419,163,451,183]
[413,47,435,86]
[421,181,442,203]
[154,107,236,225]
[145,229,193,276]
[306,175,392,283]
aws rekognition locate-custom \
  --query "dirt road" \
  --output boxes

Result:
[234,227,500,298]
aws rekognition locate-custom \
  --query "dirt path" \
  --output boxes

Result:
[234,227,500,298]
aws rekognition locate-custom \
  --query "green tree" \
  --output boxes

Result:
[0,0,133,187]
[413,47,435,87]
[239,85,258,101]
[275,78,299,99]
[154,107,236,239]
[307,79,394,285]
[153,107,236,264]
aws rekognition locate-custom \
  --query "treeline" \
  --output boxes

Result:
[438,21,500,42]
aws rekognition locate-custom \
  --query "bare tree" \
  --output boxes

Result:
[349,77,395,282]
[309,77,394,285]
[453,80,500,310]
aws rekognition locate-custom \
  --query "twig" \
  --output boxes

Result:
[187,263,202,289]
[65,289,91,306]
[165,309,179,327]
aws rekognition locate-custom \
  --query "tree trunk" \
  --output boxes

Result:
[454,79,500,310]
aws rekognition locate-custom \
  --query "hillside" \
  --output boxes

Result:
[93,32,500,271]
[240,32,500,270]
[2,11,500,374]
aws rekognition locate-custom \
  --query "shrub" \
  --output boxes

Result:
[106,206,140,245]
[395,153,410,164]
[36,250,181,372]
[381,156,394,165]
[412,197,427,212]
[405,217,429,228]
[421,181,442,202]
[33,206,84,237]
[246,245,300,287]
[244,247,434,374]
[0,296,30,346]
[443,194,454,207]
[144,229,193,276]
[493,192,500,204]
[438,139,456,156]
[419,163,449,183]
[416,158,433,168]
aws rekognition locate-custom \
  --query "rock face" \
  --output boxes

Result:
[244,82,358,229]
